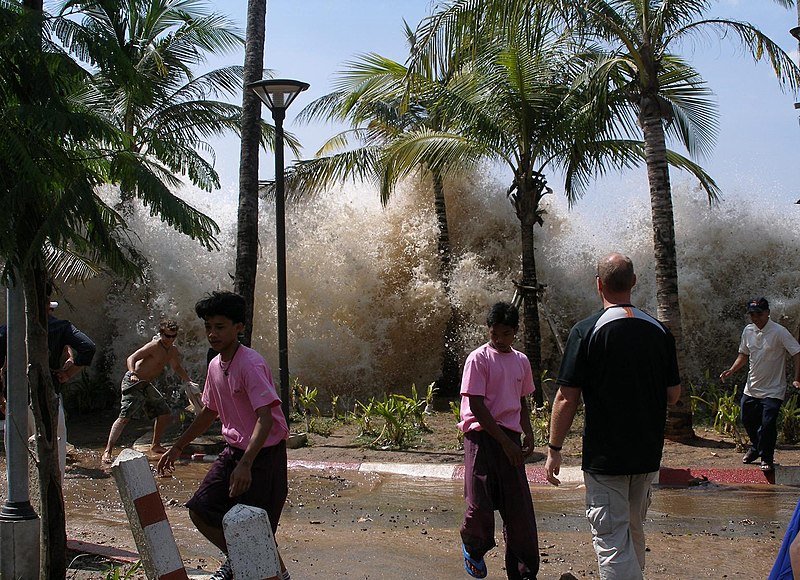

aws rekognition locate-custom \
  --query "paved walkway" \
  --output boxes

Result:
[282,458,799,485]
[71,455,800,577]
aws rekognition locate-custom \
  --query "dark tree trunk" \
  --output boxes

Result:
[21,2,66,576]
[510,169,547,407]
[432,172,462,397]
[22,264,66,579]
[641,106,694,442]
[234,0,267,346]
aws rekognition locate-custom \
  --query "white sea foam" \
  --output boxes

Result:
[46,170,800,400]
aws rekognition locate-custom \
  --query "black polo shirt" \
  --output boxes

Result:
[557,305,680,475]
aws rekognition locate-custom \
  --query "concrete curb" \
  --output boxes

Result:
[287,458,800,486]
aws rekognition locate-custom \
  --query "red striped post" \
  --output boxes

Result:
[111,449,188,580]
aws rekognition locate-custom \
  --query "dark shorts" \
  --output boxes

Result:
[186,442,288,532]
[118,371,170,420]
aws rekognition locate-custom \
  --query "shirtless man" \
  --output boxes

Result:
[102,320,198,464]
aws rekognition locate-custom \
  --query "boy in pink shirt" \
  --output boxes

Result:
[459,302,539,580]
[157,291,291,580]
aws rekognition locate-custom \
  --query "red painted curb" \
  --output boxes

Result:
[658,466,774,486]
[67,539,139,564]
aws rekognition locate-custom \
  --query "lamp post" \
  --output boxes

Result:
[247,79,309,421]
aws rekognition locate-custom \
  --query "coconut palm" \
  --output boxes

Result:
[410,0,800,438]
[1,1,231,574]
[53,0,246,208]
[290,25,478,395]
[407,1,722,405]
[235,0,267,346]
[546,0,800,439]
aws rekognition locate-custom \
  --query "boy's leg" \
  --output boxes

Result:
[189,508,227,552]
[496,435,539,580]
[460,431,497,560]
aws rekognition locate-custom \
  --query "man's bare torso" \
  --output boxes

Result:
[131,339,177,382]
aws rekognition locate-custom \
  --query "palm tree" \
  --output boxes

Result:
[290,25,478,395]
[407,1,721,406]
[1,2,228,574]
[2,6,131,576]
[409,0,800,437]
[547,0,800,439]
[234,0,267,346]
[54,0,246,211]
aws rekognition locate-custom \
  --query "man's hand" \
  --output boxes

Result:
[229,459,253,498]
[54,360,78,383]
[719,369,733,382]
[793,380,800,390]
[156,446,181,477]
[545,450,562,486]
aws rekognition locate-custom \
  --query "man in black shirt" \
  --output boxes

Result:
[0,300,96,477]
[545,253,681,580]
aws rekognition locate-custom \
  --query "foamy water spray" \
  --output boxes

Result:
[55,174,800,404]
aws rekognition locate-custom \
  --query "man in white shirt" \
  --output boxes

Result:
[720,297,800,472]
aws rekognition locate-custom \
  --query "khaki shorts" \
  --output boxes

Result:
[119,371,170,420]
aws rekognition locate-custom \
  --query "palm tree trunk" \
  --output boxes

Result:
[432,172,462,396]
[641,110,694,442]
[234,0,267,346]
[519,217,543,407]
[22,263,66,579]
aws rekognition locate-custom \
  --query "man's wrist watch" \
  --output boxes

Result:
[547,442,563,452]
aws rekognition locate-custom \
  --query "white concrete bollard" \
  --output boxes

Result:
[111,448,188,580]
[223,504,280,580]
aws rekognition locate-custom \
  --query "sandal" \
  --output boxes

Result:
[760,461,774,472]
[462,543,487,579]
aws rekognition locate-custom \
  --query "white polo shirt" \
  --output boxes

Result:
[740,319,800,400]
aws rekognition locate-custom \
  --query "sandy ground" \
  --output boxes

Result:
[3,407,800,578]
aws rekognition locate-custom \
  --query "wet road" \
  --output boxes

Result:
[57,455,798,578]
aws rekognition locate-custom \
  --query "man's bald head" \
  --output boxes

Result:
[597,253,635,294]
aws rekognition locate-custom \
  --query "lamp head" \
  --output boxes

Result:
[247,79,310,112]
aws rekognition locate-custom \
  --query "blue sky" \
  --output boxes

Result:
[206,0,800,205]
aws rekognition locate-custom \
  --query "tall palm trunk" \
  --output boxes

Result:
[432,172,461,396]
[519,219,543,407]
[640,106,694,442]
[22,263,66,579]
[234,0,267,346]
[511,168,547,407]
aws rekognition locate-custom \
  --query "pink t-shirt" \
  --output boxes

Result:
[202,345,289,449]
[458,343,535,433]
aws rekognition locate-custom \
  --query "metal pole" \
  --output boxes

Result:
[272,109,291,422]
[1,281,36,520]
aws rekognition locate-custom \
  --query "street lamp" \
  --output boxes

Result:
[247,79,309,421]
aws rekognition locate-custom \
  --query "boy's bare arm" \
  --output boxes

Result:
[519,396,535,456]
[157,406,218,475]
[469,395,525,467]
[229,405,274,498]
